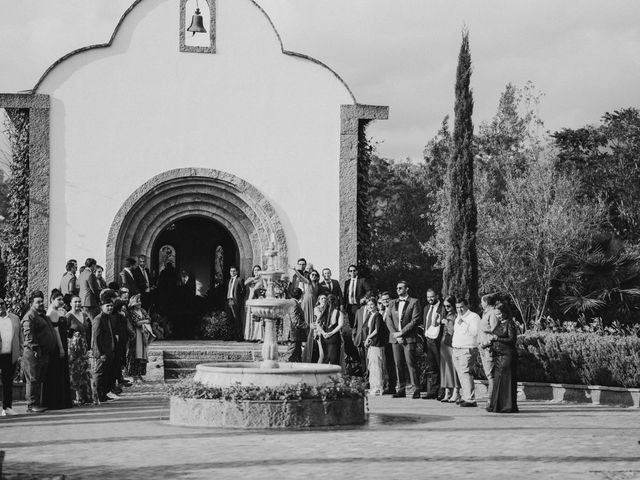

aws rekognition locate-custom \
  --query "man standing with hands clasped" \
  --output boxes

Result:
[421,289,444,399]
[384,280,422,399]
[451,298,481,407]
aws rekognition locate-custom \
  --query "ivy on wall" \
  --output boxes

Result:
[356,121,373,275]
[2,109,30,314]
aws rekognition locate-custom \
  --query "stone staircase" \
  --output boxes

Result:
[147,341,288,380]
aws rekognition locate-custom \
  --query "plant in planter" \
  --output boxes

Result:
[200,310,235,340]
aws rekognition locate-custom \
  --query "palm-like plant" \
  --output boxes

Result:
[556,236,640,325]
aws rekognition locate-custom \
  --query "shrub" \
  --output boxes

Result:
[167,375,366,403]
[200,310,235,340]
[517,332,640,388]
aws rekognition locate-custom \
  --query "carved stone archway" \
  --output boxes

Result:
[105,168,288,282]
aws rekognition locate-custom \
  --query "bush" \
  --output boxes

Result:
[167,375,366,403]
[200,310,235,340]
[517,332,640,388]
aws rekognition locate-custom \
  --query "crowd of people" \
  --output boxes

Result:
[0,255,518,416]
[242,258,519,413]
[0,258,156,415]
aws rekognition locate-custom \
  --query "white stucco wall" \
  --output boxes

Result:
[37,0,354,287]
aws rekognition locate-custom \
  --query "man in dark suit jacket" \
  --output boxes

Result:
[318,268,342,301]
[384,280,423,398]
[225,266,245,340]
[91,289,117,403]
[79,258,102,320]
[288,258,309,296]
[133,255,152,309]
[420,288,446,399]
[342,265,371,328]
[352,305,371,374]
[119,257,140,296]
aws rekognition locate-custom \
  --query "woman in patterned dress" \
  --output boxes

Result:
[66,295,93,405]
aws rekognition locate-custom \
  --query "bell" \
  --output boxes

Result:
[187,8,207,36]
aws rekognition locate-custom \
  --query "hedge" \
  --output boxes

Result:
[516,332,640,388]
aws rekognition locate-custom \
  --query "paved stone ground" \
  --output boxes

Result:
[1,386,639,480]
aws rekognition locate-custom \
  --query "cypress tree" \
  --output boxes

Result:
[442,29,479,310]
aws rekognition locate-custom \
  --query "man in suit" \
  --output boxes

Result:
[21,291,57,413]
[59,260,78,296]
[421,288,445,399]
[352,301,371,374]
[342,265,370,328]
[119,257,140,296]
[384,280,423,398]
[225,266,245,340]
[289,258,308,296]
[79,258,102,320]
[0,298,22,415]
[134,254,152,310]
[284,288,308,362]
[319,268,342,302]
[91,289,117,403]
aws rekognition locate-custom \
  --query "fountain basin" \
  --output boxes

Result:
[246,297,293,319]
[193,362,342,387]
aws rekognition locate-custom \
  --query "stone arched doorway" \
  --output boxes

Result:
[105,168,288,284]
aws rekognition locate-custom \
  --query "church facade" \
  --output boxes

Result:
[0,0,387,295]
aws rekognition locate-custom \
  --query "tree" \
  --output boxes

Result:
[552,108,640,244]
[478,159,606,325]
[442,29,479,309]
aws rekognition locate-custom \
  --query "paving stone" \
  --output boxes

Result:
[0,392,638,479]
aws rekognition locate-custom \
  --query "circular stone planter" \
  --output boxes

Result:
[193,362,342,387]
[169,396,366,428]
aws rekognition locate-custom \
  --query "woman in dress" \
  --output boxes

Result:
[303,293,327,363]
[487,301,519,413]
[317,294,343,366]
[66,296,93,405]
[43,289,73,410]
[364,296,387,396]
[439,295,461,403]
[290,267,320,332]
[127,294,156,382]
[244,265,265,341]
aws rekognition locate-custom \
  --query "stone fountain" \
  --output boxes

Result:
[170,240,365,428]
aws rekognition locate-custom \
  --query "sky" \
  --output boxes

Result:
[0,0,639,161]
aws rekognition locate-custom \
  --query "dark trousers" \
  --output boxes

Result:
[92,356,113,400]
[323,341,341,365]
[346,304,359,328]
[226,299,242,340]
[0,354,16,409]
[284,341,302,363]
[22,349,49,408]
[384,343,397,393]
[424,337,441,395]
[391,342,418,394]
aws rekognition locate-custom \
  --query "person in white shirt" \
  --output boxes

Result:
[0,299,22,416]
[421,289,444,399]
[451,298,481,407]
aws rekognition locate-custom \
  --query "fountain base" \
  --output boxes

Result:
[192,362,342,387]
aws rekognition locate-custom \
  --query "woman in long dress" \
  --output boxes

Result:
[66,296,93,405]
[317,294,343,366]
[244,265,265,341]
[364,296,388,396]
[126,294,156,382]
[290,268,320,333]
[43,290,73,410]
[439,295,461,403]
[303,294,327,363]
[487,301,519,413]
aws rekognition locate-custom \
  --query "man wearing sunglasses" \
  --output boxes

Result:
[0,299,21,416]
[384,280,422,398]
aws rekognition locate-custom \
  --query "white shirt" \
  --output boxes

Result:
[227,277,236,299]
[397,296,408,330]
[451,309,481,348]
[0,314,14,355]
[349,278,357,304]
[425,302,442,339]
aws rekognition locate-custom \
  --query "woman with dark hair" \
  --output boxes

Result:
[43,289,73,409]
[364,296,387,396]
[244,265,265,341]
[126,294,156,382]
[66,295,93,405]
[95,265,108,292]
[439,295,461,403]
[303,293,327,363]
[317,294,343,365]
[487,301,519,413]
